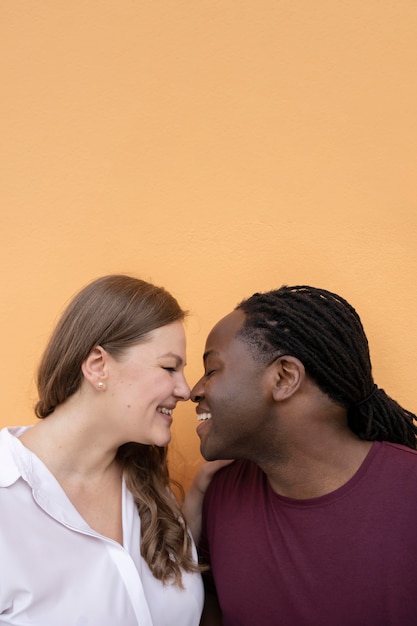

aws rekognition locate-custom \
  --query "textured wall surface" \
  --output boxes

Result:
[1,1,416,487]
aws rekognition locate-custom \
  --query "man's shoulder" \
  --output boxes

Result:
[381,440,417,456]
[371,441,417,495]
[379,440,417,466]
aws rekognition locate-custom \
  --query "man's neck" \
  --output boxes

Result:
[260,435,373,499]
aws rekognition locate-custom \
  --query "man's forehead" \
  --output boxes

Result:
[205,309,246,350]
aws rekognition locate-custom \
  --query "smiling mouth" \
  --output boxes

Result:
[158,407,173,416]
[197,412,212,421]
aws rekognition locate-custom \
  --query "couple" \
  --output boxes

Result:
[0,274,416,626]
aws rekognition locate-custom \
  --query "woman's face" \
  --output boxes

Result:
[104,320,190,447]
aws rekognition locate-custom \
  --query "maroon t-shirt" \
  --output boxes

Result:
[200,442,417,626]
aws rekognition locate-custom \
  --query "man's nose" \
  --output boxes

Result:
[190,379,204,403]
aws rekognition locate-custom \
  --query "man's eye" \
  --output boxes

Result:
[205,370,215,377]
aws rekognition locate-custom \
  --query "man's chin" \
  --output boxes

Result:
[200,441,212,461]
[200,442,222,462]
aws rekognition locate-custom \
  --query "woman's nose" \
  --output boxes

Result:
[175,375,191,401]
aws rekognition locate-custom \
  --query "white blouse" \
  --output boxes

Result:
[0,427,203,626]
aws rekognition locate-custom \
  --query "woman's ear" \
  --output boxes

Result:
[81,346,108,391]
[268,355,305,401]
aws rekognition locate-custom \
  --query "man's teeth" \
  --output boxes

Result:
[197,413,212,421]
[158,407,172,416]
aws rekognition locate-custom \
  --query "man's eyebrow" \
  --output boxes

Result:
[203,350,219,362]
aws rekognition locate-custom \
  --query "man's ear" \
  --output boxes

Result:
[81,346,108,389]
[268,355,305,401]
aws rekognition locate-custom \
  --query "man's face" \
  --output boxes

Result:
[191,309,271,461]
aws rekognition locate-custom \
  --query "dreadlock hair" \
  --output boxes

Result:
[36,274,200,587]
[236,286,417,449]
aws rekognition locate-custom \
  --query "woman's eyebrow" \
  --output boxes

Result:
[160,352,184,366]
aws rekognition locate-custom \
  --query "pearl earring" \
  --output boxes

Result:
[98,382,105,390]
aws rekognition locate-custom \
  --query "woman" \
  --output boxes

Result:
[0,274,203,626]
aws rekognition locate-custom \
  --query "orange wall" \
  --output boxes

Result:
[1,1,416,489]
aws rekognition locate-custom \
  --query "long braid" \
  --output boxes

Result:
[350,388,417,448]
[237,286,417,449]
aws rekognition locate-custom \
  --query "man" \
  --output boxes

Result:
[190,286,417,626]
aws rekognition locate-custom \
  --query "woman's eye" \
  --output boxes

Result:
[163,367,177,373]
